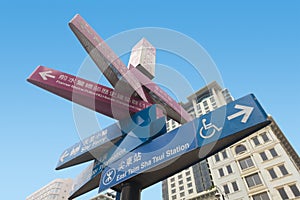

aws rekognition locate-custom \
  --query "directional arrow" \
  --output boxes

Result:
[39,71,56,80]
[227,104,254,123]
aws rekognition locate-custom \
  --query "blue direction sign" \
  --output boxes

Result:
[57,122,124,170]
[99,94,270,192]
[98,117,166,166]
[56,105,165,170]
[68,116,166,199]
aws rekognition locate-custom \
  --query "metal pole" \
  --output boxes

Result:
[120,182,141,200]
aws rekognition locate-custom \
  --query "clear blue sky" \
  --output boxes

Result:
[0,1,299,200]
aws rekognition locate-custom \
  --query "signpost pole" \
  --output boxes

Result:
[120,182,141,200]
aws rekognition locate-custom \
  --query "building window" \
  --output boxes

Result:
[171,189,176,194]
[171,177,175,182]
[218,168,225,177]
[187,183,193,188]
[226,165,233,174]
[215,154,220,162]
[252,192,270,200]
[278,165,289,176]
[198,110,203,117]
[179,186,184,191]
[186,171,190,176]
[222,150,228,159]
[179,180,183,185]
[260,152,268,161]
[252,136,261,146]
[188,189,193,194]
[268,168,278,179]
[239,156,254,170]
[223,184,230,194]
[261,132,270,142]
[178,174,182,179]
[54,188,61,193]
[186,177,191,182]
[180,192,184,197]
[205,107,210,113]
[235,144,247,154]
[232,181,239,192]
[278,187,289,200]
[245,173,262,188]
[212,104,217,109]
[55,182,62,187]
[172,195,176,200]
[289,184,300,197]
[171,183,175,188]
[269,148,278,158]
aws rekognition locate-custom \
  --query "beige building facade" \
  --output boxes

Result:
[26,178,73,200]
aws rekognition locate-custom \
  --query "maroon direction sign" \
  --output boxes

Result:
[27,66,152,120]
[69,14,192,124]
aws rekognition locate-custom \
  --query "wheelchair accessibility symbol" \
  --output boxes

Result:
[199,118,223,139]
[102,168,116,185]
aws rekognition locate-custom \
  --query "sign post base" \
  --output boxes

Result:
[120,182,141,200]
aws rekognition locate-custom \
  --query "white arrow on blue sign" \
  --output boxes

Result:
[99,94,270,192]
[56,105,164,170]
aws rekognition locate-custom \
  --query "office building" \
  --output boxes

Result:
[163,81,234,200]
[26,178,73,200]
[208,116,300,200]
[162,81,300,200]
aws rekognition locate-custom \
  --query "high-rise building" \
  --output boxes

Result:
[162,81,300,200]
[26,178,73,200]
[208,117,300,200]
[163,81,234,200]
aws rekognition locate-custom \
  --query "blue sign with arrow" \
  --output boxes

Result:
[56,105,165,170]
[99,94,270,192]
[59,105,166,199]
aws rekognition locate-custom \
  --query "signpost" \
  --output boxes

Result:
[55,105,166,199]
[99,94,270,193]
[56,123,124,170]
[27,13,272,200]
[69,14,192,124]
[27,66,152,120]
[56,104,166,170]
[67,116,166,199]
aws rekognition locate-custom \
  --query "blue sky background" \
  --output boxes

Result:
[0,1,299,200]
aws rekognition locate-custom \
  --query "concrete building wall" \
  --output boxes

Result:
[208,119,300,200]
[26,178,73,200]
[163,81,299,200]
[163,81,233,200]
